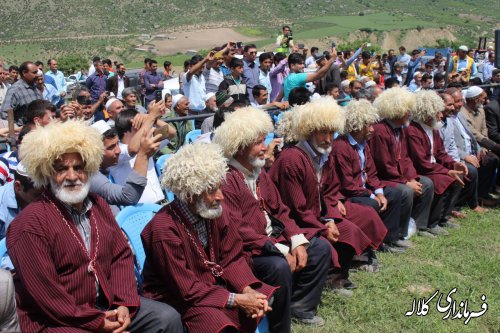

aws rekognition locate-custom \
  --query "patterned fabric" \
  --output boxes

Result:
[0,80,43,124]
[61,198,93,251]
[176,200,208,248]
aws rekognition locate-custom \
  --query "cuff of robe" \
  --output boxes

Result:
[374,188,384,196]
[290,234,310,251]
[274,243,290,256]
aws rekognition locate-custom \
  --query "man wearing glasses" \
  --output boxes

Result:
[0,61,42,125]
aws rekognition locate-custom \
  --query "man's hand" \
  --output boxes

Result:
[448,169,465,187]
[112,306,131,333]
[59,102,79,121]
[206,51,216,62]
[324,221,339,243]
[454,162,468,175]
[98,91,107,104]
[234,292,271,319]
[292,245,308,272]
[337,200,346,216]
[131,113,149,130]
[139,127,162,158]
[147,100,166,119]
[464,154,480,168]
[285,253,296,272]
[406,180,423,196]
[97,310,121,333]
[375,193,388,212]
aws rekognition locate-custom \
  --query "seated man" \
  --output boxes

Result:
[368,87,436,238]
[7,120,182,333]
[406,90,467,230]
[332,99,407,252]
[89,120,161,214]
[161,94,193,153]
[269,97,382,291]
[214,107,331,330]
[141,143,276,333]
[0,268,20,332]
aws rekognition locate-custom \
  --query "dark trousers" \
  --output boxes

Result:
[128,297,183,333]
[478,154,498,197]
[396,176,434,232]
[348,186,402,243]
[458,163,480,208]
[252,237,331,333]
[428,181,462,229]
[93,104,105,122]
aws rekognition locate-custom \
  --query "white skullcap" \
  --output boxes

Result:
[464,86,483,99]
[458,45,468,52]
[37,69,43,76]
[365,80,376,88]
[172,94,185,109]
[341,79,350,88]
[105,98,119,110]
[204,92,215,102]
[91,120,112,135]
[15,162,29,177]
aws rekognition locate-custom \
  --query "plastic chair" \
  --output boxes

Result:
[264,132,275,146]
[0,238,6,259]
[116,204,162,273]
[185,129,202,145]
[155,154,175,202]
[255,316,269,333]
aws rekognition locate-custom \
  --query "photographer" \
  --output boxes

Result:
[276,25,294,54]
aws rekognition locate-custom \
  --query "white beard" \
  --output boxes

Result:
[312,139,332,156]
[248,155,266,169]
[433,120,444,130]
[50,178,90,205]
[195,196,223,219]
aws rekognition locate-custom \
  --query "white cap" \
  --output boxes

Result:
[105,98,119,110]
[204,92,215,102]
[172,94,185,109]
[365,80,376,88]
[15,162,29,177]
[464,86,483,99]
[341,79,350,88]
[36,69,43,76]
[91,120,112,135]
[458,45,468,52]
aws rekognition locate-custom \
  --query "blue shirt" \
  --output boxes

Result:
[284,72,308,100]
[86,72,107,102]
[0,182,19,240]
[43,74,57,89]
[144,71,164,102]
[45,70,67,94]
[406,57,423,83]
[483,61,496,82]
[41,83,60,105]
[397,53,411,74]
[347,134,383,198]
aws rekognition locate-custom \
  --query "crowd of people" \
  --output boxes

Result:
[0,29,499,332]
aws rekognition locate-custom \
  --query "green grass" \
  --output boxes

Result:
[292,209,500,333]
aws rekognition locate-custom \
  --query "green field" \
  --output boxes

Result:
[292,208,500,333]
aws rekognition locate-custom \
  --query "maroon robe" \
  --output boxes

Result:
[7,190,139,333]
[369,120,419,187]
[268,146,373,255]
[332,136,385,198]
[407,122,457,195]
[221,165,339,267]
[141,200,276,333]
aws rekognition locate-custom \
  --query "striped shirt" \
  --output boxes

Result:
[177,200,208,248]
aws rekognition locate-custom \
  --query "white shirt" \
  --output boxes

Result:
[182,71,206,111]
[418,122,436,163]
[109,142,165,204]
[116,75,125,99]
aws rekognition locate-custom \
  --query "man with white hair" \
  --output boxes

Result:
[368,87,436,238]
[162,94,194,153]
[141,143,276,333]
[406,90,468,232]
[332,99,408,252]
[214,107,331,330]
[105,97,124,127]
[7,120,183,332]
[270,97,385,291]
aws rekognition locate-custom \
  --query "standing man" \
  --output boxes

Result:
[7,120,183,332]
[276,26,294,54]
[85,60,107,121]
[242,44,260,104]
[141,142,276,333]
[35,70,60,106]
[449,45,477,81]
[396,46,411,83]
[214,107,331,330]
[45,59,67,102]
[183,54,212,113]
[106,63,129,99]
[144,59,164,107]
[0,61,42,125]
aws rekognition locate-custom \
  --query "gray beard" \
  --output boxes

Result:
[248,155,266,169]
[50,178,90,205]
[312,139,332,156]
[195,197,223,219]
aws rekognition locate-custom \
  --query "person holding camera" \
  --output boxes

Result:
[276,26,295,54]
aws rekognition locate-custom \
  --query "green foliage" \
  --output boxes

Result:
[57,55,88,75]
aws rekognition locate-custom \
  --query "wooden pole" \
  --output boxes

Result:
[7,108,17,152]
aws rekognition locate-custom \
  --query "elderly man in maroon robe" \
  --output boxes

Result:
[406,90,468,231]
[141,142,277,333]
[7,120,183,333]
[368,87,438,238]
[332,99,410,253]
[213,107,331,330]
[269,96,386,291]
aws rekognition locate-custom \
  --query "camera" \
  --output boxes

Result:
[155,90,163,103]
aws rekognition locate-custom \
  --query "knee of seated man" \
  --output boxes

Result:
[141,299,182,330]
[308,237,332,263]
[419,176,434,193]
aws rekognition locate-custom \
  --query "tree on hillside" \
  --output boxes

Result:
[57,55,89,75]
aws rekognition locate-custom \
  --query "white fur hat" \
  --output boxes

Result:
[213,106,273,157]
[344,99,379,133]
[373,87,416,120]
[161,143,227,201]
[411,90,445,123]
